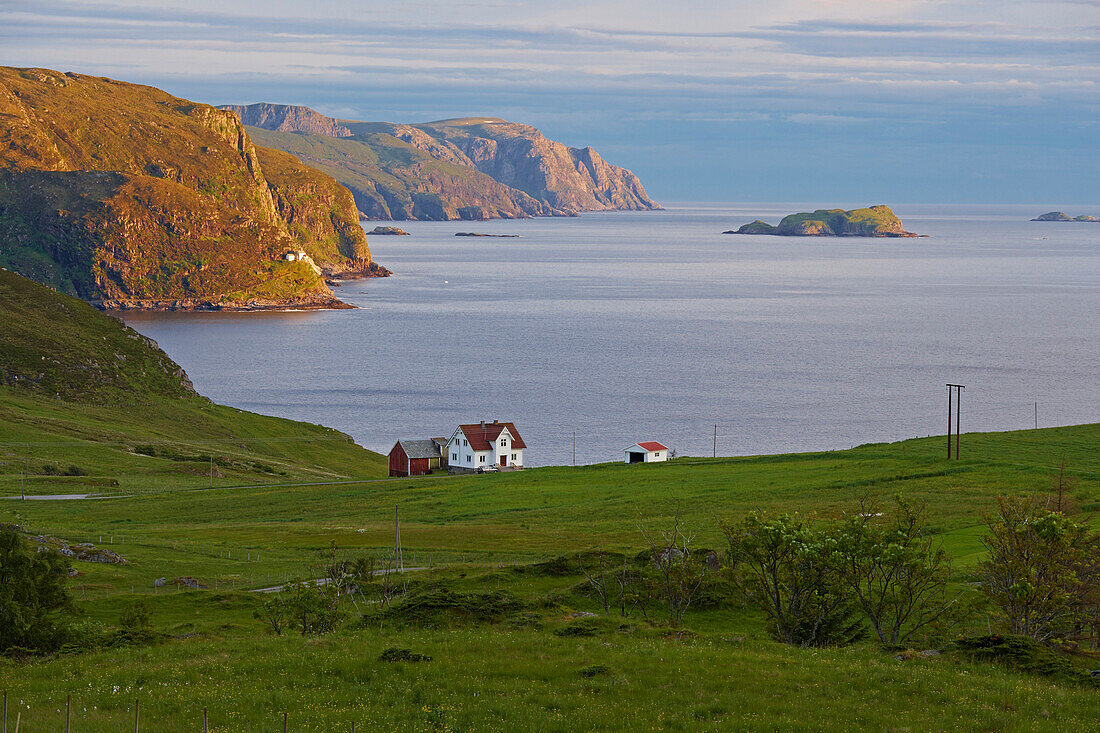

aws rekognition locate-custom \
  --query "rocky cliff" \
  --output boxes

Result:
[222,103,353,138]
[400,118,660,214]
[0,67,383,310]
[726,206,918,237]
[222,105,659,220]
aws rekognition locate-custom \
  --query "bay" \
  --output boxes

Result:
[120,203,1100,466]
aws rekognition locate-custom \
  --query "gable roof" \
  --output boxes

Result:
[628,441,668,452]
[458,421,526,450]
[398,439,443,460]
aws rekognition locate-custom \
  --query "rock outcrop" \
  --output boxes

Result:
[1031,211,1098,222]
[0,66,385,310]
[221,104,660,221]
[726,206,919,237]
[221,103,353,138]
[403,118,660,214]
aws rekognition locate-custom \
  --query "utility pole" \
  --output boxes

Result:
[572,431,576,466]
[209,454,214,488]
[947,385,953,459]
[946,384,964,459]
[394,506,403,573]
[1034,402,1038,430]
[713,424,717,458]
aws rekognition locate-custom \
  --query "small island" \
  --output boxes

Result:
[724,205,919,237]
[455,232,521,238]
[366,226,412,235]
[1031,212,1098,222]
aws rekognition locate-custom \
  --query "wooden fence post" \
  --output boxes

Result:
[203,707,208,733]
[133,699,139,733]
[65,694,70,733]
[283,711,288,732]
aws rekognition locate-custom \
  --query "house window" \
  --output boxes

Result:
[511,453,517,460]
[500,439,506,447]
[479,455,485,463]
[466,455,471,463]
[654,452,660,457]
[452,453,457,462]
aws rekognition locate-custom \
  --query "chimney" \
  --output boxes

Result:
[480,420,485,428]
[493,419,499,424]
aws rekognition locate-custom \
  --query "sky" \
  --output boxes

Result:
[1,0,1097,204]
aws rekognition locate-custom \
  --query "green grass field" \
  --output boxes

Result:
[1,424,1098,731]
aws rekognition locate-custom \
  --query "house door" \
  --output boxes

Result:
[500,455,507,466]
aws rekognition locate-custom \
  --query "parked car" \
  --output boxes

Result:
[477,465,500,473]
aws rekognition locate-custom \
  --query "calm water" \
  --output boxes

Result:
[121,203,1100,466]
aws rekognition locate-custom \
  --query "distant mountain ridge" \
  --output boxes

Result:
[220,105,660,221]
[221,103,353,138]
[0,66,385,310]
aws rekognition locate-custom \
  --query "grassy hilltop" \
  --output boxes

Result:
[0,66,382,309]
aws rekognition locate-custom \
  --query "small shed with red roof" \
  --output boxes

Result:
[624,441,668,463]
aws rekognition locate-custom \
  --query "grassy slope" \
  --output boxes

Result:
[1,425,1098,731]
[0,267,385,497]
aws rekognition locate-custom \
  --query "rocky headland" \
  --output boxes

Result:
[1031,211,1098,222]
[725,206,919,237]
[0,66,387,311]
[220,106,660,221]
[367,226,411,235]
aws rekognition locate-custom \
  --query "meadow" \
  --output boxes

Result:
[1,423,1098,731]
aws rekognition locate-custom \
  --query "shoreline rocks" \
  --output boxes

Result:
[366,226,412,235]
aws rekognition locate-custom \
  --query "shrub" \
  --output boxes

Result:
[378,647,431,662]
[977,495,1100,643]
[953,634,1098,687]
[361,589,524,629]
[722,512,864,647]
[0,526,74,654]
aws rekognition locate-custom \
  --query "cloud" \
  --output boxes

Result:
[0,0,1095,202]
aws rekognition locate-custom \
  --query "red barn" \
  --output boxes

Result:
[388,439,444,477]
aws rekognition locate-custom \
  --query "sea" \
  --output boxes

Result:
[119,203,1100,467]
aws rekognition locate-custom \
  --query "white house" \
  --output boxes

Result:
[446,420,525,472]
[624,441,668,463]
[284,250,308,262]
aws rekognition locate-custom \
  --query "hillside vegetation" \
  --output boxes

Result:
[0,268,384,496]
[0,66,383,309]
[729,205,917,237]
[2,424,1097,731]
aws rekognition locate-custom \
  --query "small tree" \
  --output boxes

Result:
[641,515,707,627]
[722,512,863,647]
[255,579,343,636]
[832,496,961,646]
[0,526,74,654]
[578,552,613,614]
[614,551,642,618]
[977,495,1100,643]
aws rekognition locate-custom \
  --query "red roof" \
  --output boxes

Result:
[458,421,526,450]
[635,441,668,452]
